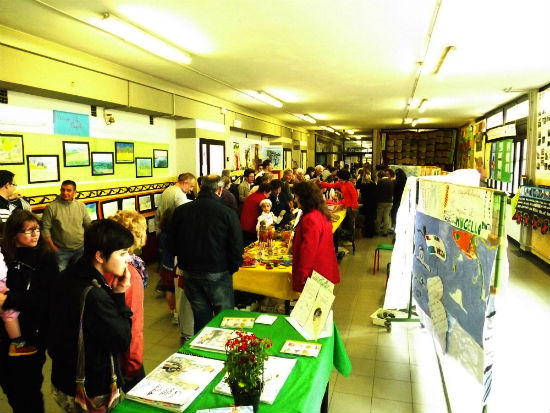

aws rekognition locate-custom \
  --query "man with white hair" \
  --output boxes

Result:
[314,165,331,181]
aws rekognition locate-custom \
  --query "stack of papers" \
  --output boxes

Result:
[189,327,237,353]
[126,353,224,412]
[214,356,297,404]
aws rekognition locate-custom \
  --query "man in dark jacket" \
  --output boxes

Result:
[48,220,134,401]
[167,175,244,332]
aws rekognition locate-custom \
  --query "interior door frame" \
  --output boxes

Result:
[199,138,226,176]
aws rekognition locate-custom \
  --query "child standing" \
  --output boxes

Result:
[0,247,37,356]
[256,199,285,231]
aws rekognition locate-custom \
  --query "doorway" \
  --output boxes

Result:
[199,138,226,176]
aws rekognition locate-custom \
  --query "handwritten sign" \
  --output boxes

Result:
[53,110,89,137]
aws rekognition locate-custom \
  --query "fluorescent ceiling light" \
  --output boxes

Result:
[418,98,428,113]
[345,129,355,135]
[411,119,418,127]
[90,13,192,64]
[433,46,455,75]
[321,126,335,133]
[246,91,283,108]
[295,114,317,123]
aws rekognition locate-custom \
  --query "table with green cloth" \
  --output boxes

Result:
[114,309,351,413]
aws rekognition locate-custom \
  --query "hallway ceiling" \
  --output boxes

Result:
[1,0,549,134]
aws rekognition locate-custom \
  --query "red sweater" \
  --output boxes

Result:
[292,209,340,291]
[240,191,267,233]
[320,180,358,209]
[104,264,144,379]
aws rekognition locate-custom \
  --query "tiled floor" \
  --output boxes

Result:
[0,236,548,413]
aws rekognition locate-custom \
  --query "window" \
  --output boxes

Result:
[505,101,529,123]
[486,112,503,129]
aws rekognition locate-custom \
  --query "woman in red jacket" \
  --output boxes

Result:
[319,169,358,242]
[292,182,340,292]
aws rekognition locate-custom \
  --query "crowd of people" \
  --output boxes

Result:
[0,160,406,413]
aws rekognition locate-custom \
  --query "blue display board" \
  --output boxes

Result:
[53,110,90,137]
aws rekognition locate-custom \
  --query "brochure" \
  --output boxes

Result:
[126,353,224,412]
[189,327,237,353]
[220,317,255,329]
[288,271,335,340]
[280,340,322,358]
[213,356,297,404]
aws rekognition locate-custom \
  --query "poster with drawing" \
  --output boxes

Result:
[536,88,550,185]
[262,146,283,170]
[412,179,507,412]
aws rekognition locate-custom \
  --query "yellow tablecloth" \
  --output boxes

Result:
[233,209,346,301]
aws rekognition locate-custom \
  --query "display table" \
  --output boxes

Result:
[233,209,347,303]
[114,309,351,413]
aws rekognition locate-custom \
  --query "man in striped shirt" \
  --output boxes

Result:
[0,170,30,224]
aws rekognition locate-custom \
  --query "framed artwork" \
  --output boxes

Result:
[153,149,168,168]
[121,197,137,211]
[63,141,90,167]
[136,157,153,178]
[101,200,119,219]
[85,202,98,221]
[91,152,114,176]
[115,141,134,163]
[0,133,24,165]
[27,155,60,184]
[138,194,153,212]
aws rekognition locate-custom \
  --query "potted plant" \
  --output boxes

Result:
[224,331,273,412]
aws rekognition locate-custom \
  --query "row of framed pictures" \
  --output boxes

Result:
[84,192,162,221]
[63,141,168,169]
[25,153,162,183]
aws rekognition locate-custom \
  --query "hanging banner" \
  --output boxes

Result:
[53,110,89,137]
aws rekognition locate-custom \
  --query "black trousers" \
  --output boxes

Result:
[0,338,46,413]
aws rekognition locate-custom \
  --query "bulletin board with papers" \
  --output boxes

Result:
[412,179,508,413]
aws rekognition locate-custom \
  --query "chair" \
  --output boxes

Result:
[373,243,393,275]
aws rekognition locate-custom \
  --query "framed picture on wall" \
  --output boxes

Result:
[153,149,168,168]
[138,194,153,212]
[0,134,24,165]
[27,155,59,184]
[91,152,114,176]
[115,142,134,163]
[85,202,99,221]
[136,157,153,178]
[101,199,120,219]
[63,141,90,167]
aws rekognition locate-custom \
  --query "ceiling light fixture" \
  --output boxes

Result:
[295,114,317,123]
[433,45,455,75]
[345,129,355,135]
[418,98,428,113]
[246,91,283,108]
[91,12,192,64]
[321,126,335,133]
[411,119,418,127]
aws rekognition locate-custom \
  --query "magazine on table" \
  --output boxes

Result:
[126,352,224,412]
[213,356,297,404]
[189,327,238,353]
[220,317,255,329]
[280,340,322,357]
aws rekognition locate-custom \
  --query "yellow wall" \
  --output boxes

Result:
[2,130,170,196]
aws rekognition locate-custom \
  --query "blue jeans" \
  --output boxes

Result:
[55,248,84,272]
[183,270,235,333]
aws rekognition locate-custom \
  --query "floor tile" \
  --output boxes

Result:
[372,377,412,403]
[371,397,413,413]
[334,373,374,396]
[374,360,411,381]
[329,392,372,413]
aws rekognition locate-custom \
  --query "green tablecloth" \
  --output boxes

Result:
[114,309,351,413]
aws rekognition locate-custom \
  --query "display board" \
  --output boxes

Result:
[513,186,550,235]
[412,179,507,413]
[536,88,550,185]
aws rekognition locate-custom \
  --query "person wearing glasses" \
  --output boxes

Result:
[0,170,31,224]
[0,209,58,413]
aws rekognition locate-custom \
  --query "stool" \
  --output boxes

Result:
[373,243,393,275]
